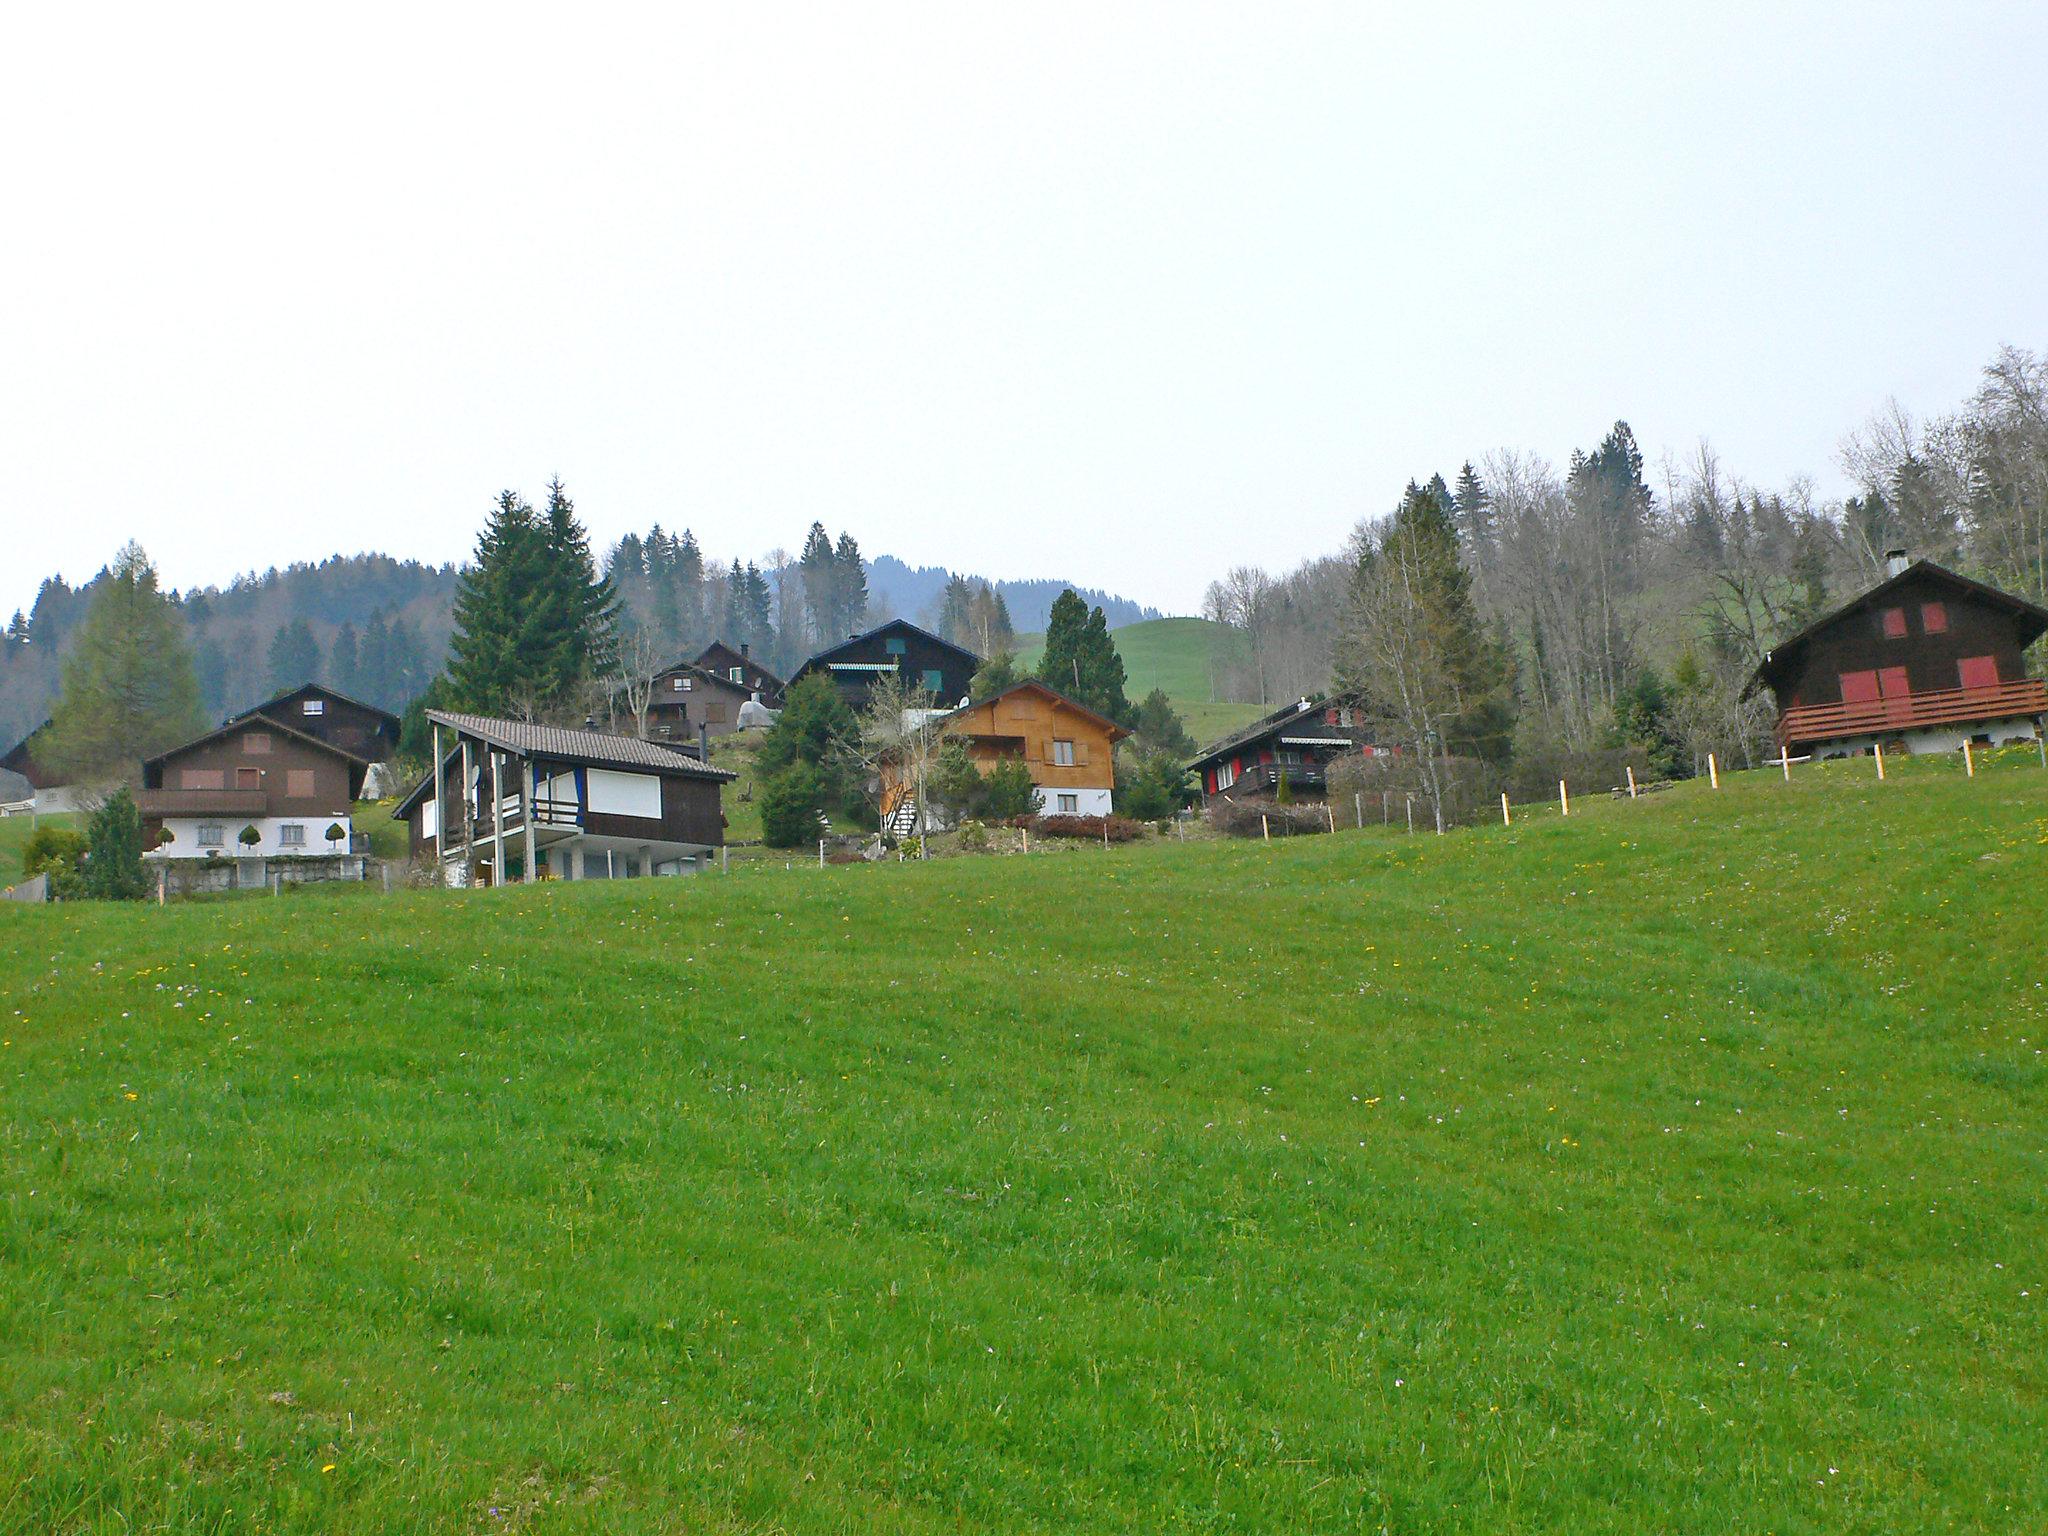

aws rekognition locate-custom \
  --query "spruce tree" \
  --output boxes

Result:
[799,524,837,643]
[266,618,321,692]
[83,785,149,900]
[447,491,552,714]
[833,532,869,636]
[329,621,360,694]
[1036,589,1131,723]
[540,477,618,688]
[42,543,206,781]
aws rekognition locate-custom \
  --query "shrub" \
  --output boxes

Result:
[760,764,828,849]
[1208,800,1329,839]
[1023,814,1143,843]
[21,826,87,880]
[979,757,1038,821]
[83,786,150,901]
[238,825,262,849]
[1118,750,1193,822]
[325,822,347,851]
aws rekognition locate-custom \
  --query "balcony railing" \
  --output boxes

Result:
[471,795,583,834]
[1220,761,1332,797]
[1776,678,2048,747]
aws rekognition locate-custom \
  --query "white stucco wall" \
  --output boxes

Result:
[1811,715,2041,759]
[1035,786,1113,818]
[149,814,354,860]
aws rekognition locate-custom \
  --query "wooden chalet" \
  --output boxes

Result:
[1752,553,2048,759]
[1188,697,1385,805]
[229,681,403,763]
[793,619,980,711]
[879,678,1128,832]
[694,641,785,707]
[0,720,58,790]
[139,715,372,885]
[395,711,735,885]
[641,662,761,745]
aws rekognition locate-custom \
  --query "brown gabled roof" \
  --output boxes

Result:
[794,617,981,676]
[146,713,371,771]
[694,641,785,690]
[1751,559,2048,695]
[229,680,402,734]
[945,678,1130,741]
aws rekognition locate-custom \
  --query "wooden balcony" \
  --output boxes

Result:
[1220,760,1332,798]
[1776,678,2048,747]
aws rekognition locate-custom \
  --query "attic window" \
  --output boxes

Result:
[301,699,325,716]
[245,731,272,754]
[1920,601,1948,634]
[728,667,743,683]
[885,638,907,656]
[1879,607,1907,639]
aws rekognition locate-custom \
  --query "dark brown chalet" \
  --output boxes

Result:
[0,720,59,790]
[1752,554,2048,759]
[394,711,735,885]
[694,641,785,707]
[229,681,403,762]
[792,619,980,711]
[1189,697,1385,804]
[642,663,761,744]
[139,716,371,871]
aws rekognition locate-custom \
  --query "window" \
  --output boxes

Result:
[286,769,315,797]
[672,676,690,692]
[922,669,943,692]
[235,767,262,789]
[1920,601,1948,634]
[1959,655,2000,690]
[197,823,223,848]
[181,768,225,790]
[244,731,272,754]
[728,667,744,683]
[884,637,907,656]
[1839,671,1880,703]
[1051,739,1075,766]
[1879,607,1907,639]
[278,824,306,847]
[1214,759,1238,791]
[301,699,325,716]
[1057,793,1079,814]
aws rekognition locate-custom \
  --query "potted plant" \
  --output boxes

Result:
[237,825,262,852]
[325,822,346,853]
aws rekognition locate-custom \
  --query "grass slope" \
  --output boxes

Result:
[1019,616,1261,745]
[0,811,78,887]
[2,753,2046,1532]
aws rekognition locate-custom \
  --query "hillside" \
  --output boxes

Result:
[2,755,2045,1531]
[1019,615,1263,746]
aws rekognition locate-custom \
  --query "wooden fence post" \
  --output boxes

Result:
[819,838,826,868]
[1500,792,1511,826]
[1325,803,1336,833]
[1558,779,1569,817]
[1626,765,1637,799]
[1354,792,1364,828]
[1780,749,1791,781]
[1261,814,1270,843]
[1964,739,1975,778]
[1874,742,1885,781]
[1708,753,1720,790]
[1404,796,1414,834]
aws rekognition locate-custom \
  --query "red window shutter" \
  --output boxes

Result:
[1877,667,1910,698]
[1880,607,1907,639]
[1324,707,1339,725]
[1838,671,1879,703]
[1232,757,1241,775]
[1205,768,1216,794]
[1920,601,1948,634]
[1958,655,2000,690]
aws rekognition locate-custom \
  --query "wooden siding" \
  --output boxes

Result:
[797,622,980,710]
[1768,573,2036,712]
[245,685,401,761]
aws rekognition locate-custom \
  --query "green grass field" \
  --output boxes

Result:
[3,751,2046,1531]
[1020,616,1263,747]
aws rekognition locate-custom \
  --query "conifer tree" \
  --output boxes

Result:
[266,618,321,692]
[833,532,869,635]
[1036,589,1131,723]
[447,491,552,714]
[42,543,205,781]
[329,620,360,694]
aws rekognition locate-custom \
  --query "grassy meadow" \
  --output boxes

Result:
[0,810,78,888]
[2,750,2046,1532]
[1020,616,1261,747]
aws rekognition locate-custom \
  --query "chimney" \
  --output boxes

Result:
[739,642,750,659]
[697,722,710,761]
[1885,548,1909,579]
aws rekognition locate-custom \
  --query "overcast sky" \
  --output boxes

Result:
[4,3,2045,621]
